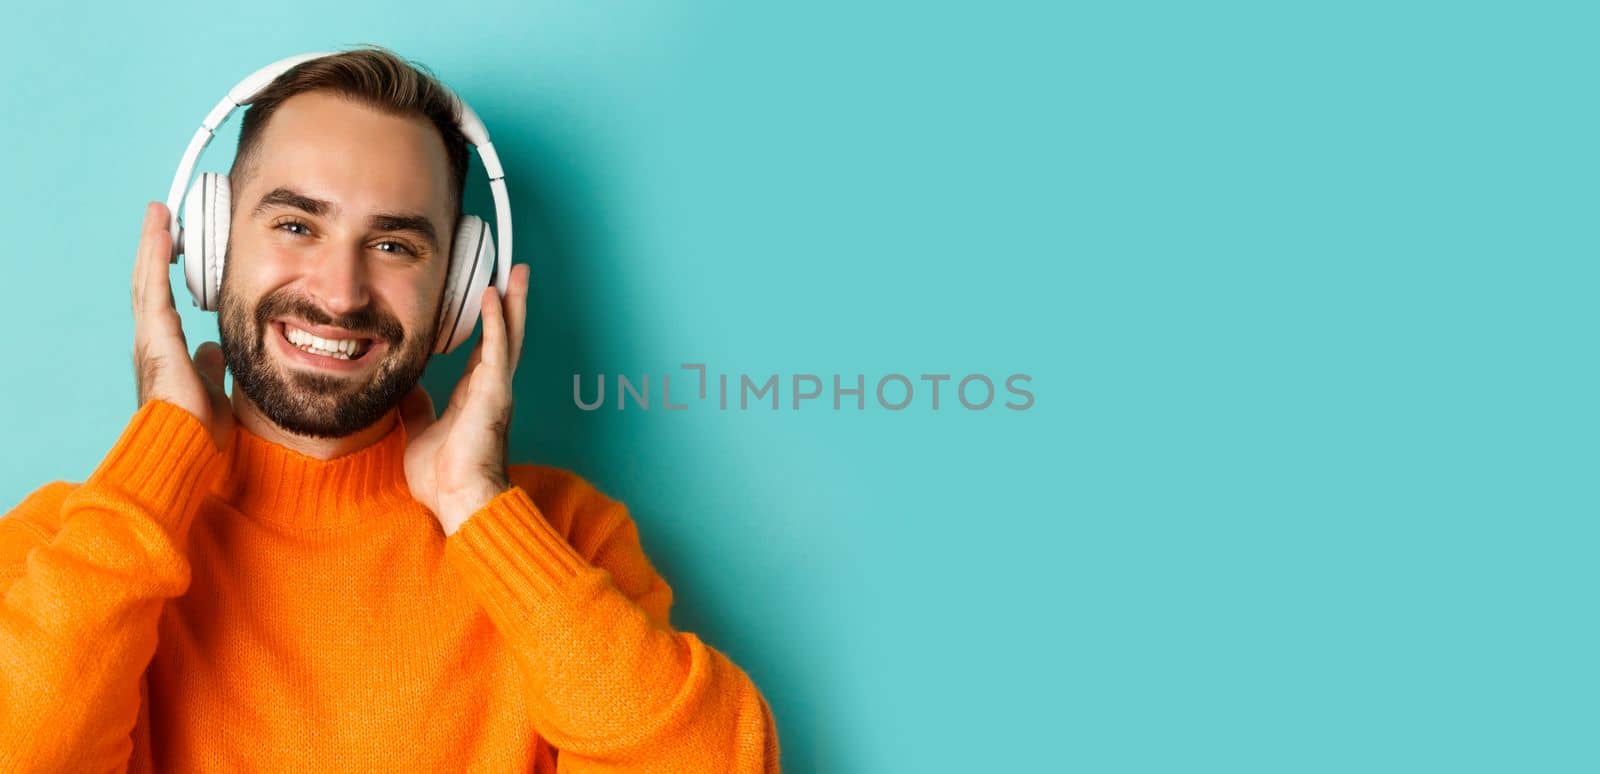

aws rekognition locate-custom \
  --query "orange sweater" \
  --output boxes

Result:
[0,399,779,772]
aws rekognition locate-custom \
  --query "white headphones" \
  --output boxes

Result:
[163,51,513,354]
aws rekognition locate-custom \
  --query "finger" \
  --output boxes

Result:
[504,264,530,373]
[399,385,438,437]
[452,291,513,424]
[131,202,157,314]
[133,202,175,320]
[454,359,512,442]
[192,341,225,389]
[479,285,508,375]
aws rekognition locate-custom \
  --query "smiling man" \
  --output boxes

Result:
[220,88,454,447]
[0,48,778,772]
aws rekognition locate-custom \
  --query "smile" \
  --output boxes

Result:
[271,320,383,371]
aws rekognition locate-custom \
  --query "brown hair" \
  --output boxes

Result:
[228,46,471,216]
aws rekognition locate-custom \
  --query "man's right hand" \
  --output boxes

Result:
[131,202,234,452]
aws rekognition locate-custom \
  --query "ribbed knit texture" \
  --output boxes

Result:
[0,399,779,772]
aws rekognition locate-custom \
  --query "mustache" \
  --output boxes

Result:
[251,290,407,348]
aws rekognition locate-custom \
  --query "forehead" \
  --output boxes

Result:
[242,91,454,221]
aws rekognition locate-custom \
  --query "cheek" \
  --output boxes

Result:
[222,236,295,291]
[369,275,440,334]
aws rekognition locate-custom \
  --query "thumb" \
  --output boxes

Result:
[192,341,226,389]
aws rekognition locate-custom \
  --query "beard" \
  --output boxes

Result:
[216,275,432,439]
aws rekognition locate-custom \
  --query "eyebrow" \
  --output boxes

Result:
[254,186,334,218]
[370,213,439,251]
[253,186,439,251]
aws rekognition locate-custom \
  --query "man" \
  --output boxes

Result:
[0,48,778,772]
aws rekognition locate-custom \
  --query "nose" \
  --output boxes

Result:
[303,240,371,317]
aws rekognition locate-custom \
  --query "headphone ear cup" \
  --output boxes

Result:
[180,172,232,311]
[434,215,495,354]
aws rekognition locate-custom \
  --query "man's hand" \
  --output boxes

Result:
[401,263,531,536]
[132,202,234,452]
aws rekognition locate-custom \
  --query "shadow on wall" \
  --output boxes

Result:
[414,121,818,771]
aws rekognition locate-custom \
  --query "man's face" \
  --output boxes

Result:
[217,91,455,439]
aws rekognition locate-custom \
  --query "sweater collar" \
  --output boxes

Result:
[214,410,417,530]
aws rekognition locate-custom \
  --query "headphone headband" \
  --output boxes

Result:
[163,51,512,297]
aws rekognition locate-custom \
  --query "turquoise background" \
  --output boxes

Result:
[1,1,1594,771]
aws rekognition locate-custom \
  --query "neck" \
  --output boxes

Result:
[230,387,397,461]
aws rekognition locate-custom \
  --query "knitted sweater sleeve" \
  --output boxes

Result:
[0,400,221,773]
[442,468,780,773]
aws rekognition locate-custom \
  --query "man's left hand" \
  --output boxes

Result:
[400,263,532,536]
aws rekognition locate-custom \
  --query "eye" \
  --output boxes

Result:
[373,240,417,256]
[275,219,312,237]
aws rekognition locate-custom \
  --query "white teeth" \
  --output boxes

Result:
[284,325,368,360]
[300,344,351,360]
